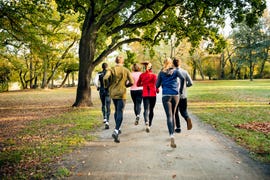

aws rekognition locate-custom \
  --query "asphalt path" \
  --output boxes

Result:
[61,92,270,180]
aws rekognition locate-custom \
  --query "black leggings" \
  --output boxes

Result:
[112,99,126,130]
[142,96,156,126]
[130,90,143,116]
[162,95,179,135]
[175,98,189,129]
[99,93,111,121]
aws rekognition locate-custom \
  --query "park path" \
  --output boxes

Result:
[61,92,270,180]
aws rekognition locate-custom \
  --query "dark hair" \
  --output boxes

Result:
[132,63,141,72]
[102,62,108,69]
[172,58,180,67]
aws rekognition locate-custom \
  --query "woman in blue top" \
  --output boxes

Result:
[156,58,184,148]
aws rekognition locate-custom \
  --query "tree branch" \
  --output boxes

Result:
[108,3,171,36]
[97,1,129,28]
[93,38,143,66]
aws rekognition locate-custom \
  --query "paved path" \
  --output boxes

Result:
[61,93,270,180]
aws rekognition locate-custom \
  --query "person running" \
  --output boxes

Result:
[93,62,111,129]
[173,58,193,133]
[156,57,184,148]
[103,55,134,143]
[137,62,158,133]
[130,63,143,125]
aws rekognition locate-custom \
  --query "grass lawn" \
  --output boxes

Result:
[0,80,269,179]
[0,87,103,179]
[188,79,270,162]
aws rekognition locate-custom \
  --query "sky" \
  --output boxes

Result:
[221,0,270,37]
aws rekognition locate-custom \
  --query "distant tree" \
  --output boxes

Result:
[232,19,270,80]
[60,60,79,88]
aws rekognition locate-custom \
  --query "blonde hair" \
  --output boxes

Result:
[162,57,173,72]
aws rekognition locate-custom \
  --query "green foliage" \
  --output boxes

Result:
[54,0,266,66]
[0,0,80,89]
[189,80,270,162]
[55,167,71,178]
[231,18,270,80]
[124,50,137,70]
[0,61,11,91]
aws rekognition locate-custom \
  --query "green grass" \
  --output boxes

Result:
[1,80,270,179]
[1,109,102,179]
[188,79,270,162]
[0,87,103,179]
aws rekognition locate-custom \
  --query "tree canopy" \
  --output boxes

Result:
[1,0,267,106]
[55,0,266,106]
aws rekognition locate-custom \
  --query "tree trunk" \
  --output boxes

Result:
[30,56,33,88]
[249,61,254,81]
[235,67,241,79]
[197,59,204,80]
[258,48,268,78]
[73,62,93,107]
[72,72,75,86]
[41,58,48,88]
[72,33,94,107]
[59,71,70,88]
[19,70,26,89]
[220,52,225,79]
[249,50,253,81]
[191,60,197,80]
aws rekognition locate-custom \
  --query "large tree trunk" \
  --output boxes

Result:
[72,28,95,107]
[73,64,93,107]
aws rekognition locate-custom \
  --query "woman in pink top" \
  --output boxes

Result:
[130,63,143,125]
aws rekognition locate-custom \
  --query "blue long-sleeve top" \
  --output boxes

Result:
[156,68,184,95]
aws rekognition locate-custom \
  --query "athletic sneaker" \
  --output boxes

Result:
[175,128,181,133]
[186,117,192,130]
[135,116,139,125]
[105,122,109,129]
[146,125,150,133]
[170,137,177,148]
[112,131,120,143]
[103,119,107,123]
